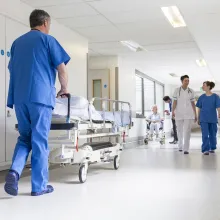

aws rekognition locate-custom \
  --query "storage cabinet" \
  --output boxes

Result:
[0,15,29,167]
[5,18,29,161]
[0,15,6,163]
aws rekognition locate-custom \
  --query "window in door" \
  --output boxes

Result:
[93,79,102,110]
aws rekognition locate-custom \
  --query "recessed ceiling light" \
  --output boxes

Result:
[120,40,147,52]
[169,73,179,77]
[161,6,186,28]
[196,59,207,67]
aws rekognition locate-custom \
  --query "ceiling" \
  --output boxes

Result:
[21,0,220,87]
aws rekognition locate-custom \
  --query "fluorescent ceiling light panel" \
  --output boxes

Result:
[120,40,146,52]
[196,59,207,67]
[161,6,186,28]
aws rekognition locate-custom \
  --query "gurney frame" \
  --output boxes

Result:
[48,94,133,183]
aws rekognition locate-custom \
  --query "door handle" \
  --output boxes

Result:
[7,110,11,117]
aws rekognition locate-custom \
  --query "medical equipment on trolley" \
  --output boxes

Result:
[47,94,132,183]
[144,120,165,146]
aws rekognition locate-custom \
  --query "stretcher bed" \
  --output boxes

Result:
[48,94,132,183]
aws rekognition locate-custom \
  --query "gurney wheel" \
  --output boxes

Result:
[79,165,87,183]
[114,155,120,170]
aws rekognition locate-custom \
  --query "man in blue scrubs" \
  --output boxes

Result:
[4,9,70,196]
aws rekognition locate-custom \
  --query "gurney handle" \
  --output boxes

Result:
[60,93,71,122]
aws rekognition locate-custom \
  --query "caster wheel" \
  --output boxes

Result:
[114,155,120,170]
[79,165,87,183]
[144,139,148,145]
[160,140,165,145]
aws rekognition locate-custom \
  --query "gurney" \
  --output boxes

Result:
[48,94,133,183]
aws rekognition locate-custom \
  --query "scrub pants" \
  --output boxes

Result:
[176,119,193,152]
[172,119,178,141]
[150,123,160,135]
[200,123,217,153]
[10,103,52,193]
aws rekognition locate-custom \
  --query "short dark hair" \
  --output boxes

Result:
[203,81,215,90]
[180,75,189,82]
[163,96,171,102]
[29,9,50,28]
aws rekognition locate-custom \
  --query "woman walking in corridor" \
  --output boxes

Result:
[196,81,220,155]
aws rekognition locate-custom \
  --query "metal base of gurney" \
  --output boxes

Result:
[49,142,122,183]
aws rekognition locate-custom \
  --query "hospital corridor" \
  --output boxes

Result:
[1,0,220,220]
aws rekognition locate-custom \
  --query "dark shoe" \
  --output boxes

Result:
[184,151,189,155]
[31,185,54,196]
[204,152,209,155]
[170,140,178,144]
[209,150,215,154]
[4,171,19,196]
[179,150,183,152]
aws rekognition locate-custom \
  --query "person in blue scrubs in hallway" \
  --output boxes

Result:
[4,9,70,196]
[196,81,220,155]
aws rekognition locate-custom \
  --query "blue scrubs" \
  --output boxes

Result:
[7,30,70,192]
[196,94,220,153]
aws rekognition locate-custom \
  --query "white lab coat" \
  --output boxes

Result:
[173,87,195,151]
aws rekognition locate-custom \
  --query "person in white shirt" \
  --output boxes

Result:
[172,75,197,154]
[148,105,161,139]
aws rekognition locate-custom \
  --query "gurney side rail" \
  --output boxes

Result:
[89,97,132,129]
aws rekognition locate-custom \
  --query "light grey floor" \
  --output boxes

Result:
[1,134,220,220]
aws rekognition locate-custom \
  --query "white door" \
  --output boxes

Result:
[5,18,29,161]
[88,69,110,111]
[0,15,6,163]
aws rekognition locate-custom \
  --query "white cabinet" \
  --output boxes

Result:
[0,15,6,163]
[5,18,29,161]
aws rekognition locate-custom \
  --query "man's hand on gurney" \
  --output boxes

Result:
[57,89,69,98]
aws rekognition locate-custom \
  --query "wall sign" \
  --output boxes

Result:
[104,84,107,88]
[0,50,4,56]
[7,51,10,57]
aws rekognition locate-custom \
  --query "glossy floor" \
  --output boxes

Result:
[1,135,220,220]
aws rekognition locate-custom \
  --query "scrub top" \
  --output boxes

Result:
[196,93,220,123]
[169,99,172,112]
[173,87,195,120]
[7,30,70,109]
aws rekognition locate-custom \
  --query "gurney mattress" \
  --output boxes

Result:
[53,96,130,126]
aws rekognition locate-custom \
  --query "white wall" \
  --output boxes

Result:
[0,0,88,97]
[88,53,175,139]
[118,54,174,137]
[88,56,118,100]
[118,55,172,113]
